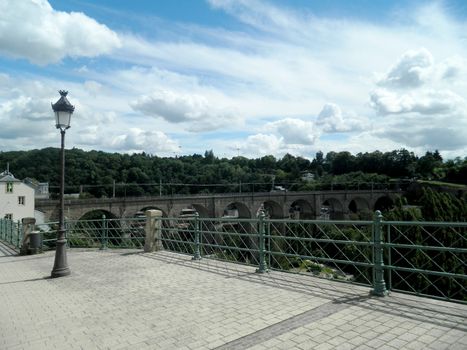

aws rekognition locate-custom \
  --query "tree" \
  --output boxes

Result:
[330,151,355,175]
[416,151,443,179]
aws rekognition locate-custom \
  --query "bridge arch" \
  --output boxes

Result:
[74,209,125,247]
[190,204,209,218]
[373,195,395,212]
[347,197,371,219]
[322,198,344,219]
[79,209,118,221]
[223,202,251,218]
[288,199,314,219]
[256,200,283,219]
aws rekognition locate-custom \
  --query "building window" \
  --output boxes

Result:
[6,182,13,193]
[18,196,25,205]
[4,214,12,220]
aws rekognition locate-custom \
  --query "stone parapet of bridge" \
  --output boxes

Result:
[36,190,401,222]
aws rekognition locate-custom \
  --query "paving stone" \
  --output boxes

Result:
[416,334,437,344]
[426,340,451,350]
[397,332,420,342]
[0,245,466,350]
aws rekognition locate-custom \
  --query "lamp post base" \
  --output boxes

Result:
[51,238,71,278]
[51,266,71,278]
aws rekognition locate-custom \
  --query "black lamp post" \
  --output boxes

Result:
[51,90,74,278]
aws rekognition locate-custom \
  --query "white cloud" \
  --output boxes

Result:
[76,123,180,155]
[110,128,179,154]
[131,90,209,123]
[376,48,433,88]
[375,117,467,150]
[0,78,56,140]
[0,75,177,155]
[438,56,467,81]
[0,0,121,64]
[83,81,104,96]
[315,103,366,133]
[207,0,304,36]
[0,95,50,122]
[265,118,317,145]
[131,89,240,131]
[369,47,467,151]
[370,88,464,115]
[241,133,284,157]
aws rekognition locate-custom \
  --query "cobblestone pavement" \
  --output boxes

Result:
[0,243,466,350]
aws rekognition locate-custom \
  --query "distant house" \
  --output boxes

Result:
[301,171,315,182]
[24,177,50,199]
[0,170,35,221]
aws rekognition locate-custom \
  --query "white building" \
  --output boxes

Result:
[0,170,35,222]
[301,171,315,182]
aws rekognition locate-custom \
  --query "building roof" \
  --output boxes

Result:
[0,171,21,182]
[0,171,36,190]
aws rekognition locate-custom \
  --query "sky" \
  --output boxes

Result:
[0,0,466,159]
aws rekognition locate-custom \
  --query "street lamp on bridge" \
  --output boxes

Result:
[50,90,74,278]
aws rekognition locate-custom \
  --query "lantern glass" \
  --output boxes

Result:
[55,110,72,130]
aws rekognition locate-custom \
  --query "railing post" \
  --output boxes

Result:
[372,210,388,296]
[65,220,69,248]
[192,213,201,260]
[16,220,21,248]
[256,210,268,273]
[8,219,12,244]
[267,219,271,269]
[4,219,8,243]
[100,214,107,250]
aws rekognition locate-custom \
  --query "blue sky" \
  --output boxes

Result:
[0,0,466,159]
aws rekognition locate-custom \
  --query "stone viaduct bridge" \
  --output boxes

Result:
[36,190,401,222]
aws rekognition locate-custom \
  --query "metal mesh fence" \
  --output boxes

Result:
[157,217,261,267]
[0,218,22,249]
[266,219,374,286]
[37,217,146,251]
[383,221,467,302]
[68,217,146,249]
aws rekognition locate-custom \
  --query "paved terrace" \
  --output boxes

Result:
[0,243,466,350]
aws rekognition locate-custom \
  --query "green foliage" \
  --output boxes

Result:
[0,148,465,198]
[418,187,467,222]
[300,172,390,191]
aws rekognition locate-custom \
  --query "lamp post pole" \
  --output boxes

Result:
[51,129,70,277]
[51,90,74,278]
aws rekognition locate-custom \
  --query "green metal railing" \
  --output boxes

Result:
[0,218,23,249]
[156,213,466,303]
[37,216,146,251]
[35,221,58,249]
[382,221,466,302]
[158,214,376,285]
[2,213,465,303]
